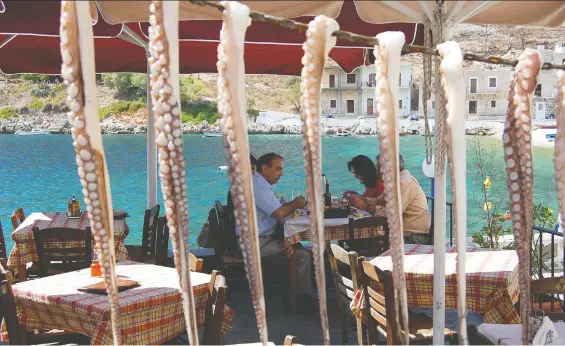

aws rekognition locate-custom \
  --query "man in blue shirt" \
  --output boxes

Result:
[249,152,313,303]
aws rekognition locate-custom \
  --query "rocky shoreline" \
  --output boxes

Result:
[0,115,307,135]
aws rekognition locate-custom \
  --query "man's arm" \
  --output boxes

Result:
[271,197,305,219]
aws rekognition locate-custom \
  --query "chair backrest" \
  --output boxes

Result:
[284,335,302,345]
[155,216,169,266]
[216,200,238,252]
[10,208,25,230]
[141,204,160,255]
[0,261,23,345]
[189,253,204,273]
[361,260,398,345]
[203,270,228,345]
[347,216,390,256]
[32,226,92,277]
[0,222,7,262]
[531,277,565,321]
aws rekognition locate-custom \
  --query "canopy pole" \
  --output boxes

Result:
[146,52,157,208]
[431,11,448,345]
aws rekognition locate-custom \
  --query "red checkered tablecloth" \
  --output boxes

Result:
[7,211,129,268]
[351,244,520,324]
[9,261,235,344]
[283,224,384,257]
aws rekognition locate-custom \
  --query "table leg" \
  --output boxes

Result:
[17,264,26,282]
[289,246,297,314]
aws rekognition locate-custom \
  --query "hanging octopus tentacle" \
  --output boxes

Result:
[60,1,123,344]
[503,48,542,344]
[555,71,565,240]
[299,15,339,346]
[438,41,468,345]
[217,2,268,344]
[148,1,199,344]
[374,31,409,345]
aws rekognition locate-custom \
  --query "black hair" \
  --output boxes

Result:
[375,154,405,171]
[347,155,378,188]
[250,154,257,167]
[257,152,284,173]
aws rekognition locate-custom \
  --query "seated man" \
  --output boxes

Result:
[240,152,313,304]
[349,154,431,244]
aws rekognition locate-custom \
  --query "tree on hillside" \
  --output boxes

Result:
[101,73,146,97]
[247,97,259,122]
[180,75,208,104]
[286,77,301,114]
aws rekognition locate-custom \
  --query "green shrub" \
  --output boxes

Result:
[19,74,48,83]
[41,103,53,113]
[99,100,146,119]
[28,98,44,110]
[31,83,56,97]
[0,107,17,120]
[101,73,146,97]
[181,111,195,123]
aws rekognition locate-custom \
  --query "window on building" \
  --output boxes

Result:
[489,77,497,88]
[469,101,477,114]
[562,58,565,65]
[367,98,373,114]
[347,100,355,113]
[330,100,337,109]
[469,78,478,93]
[399,73,402,86]
[491,100,496,108]
[432,101,435,110]
[368,73,376,87]
[399,99,403,109]
[346,74,356,84]
[538,103,544,111]
[329,75,335,88]
[535,84,542,96]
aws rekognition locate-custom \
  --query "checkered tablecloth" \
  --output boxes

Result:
[283,223,384,257]
[7,211,129,268]
[10,261,235,345]
[351,244,520,324]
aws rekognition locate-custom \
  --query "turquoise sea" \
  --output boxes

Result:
[0,134,558,252]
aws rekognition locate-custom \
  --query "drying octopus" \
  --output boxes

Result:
[59,1,123,344]
[216,2,268,344]
[555,71,565,241]
[148,1,199,343]
[299,15,339,346]
[438,41,468,345]
[373,31,409,344]
[503,48,542,344]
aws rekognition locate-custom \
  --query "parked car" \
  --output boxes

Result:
[326,114,334,118]
[409,115,419,121]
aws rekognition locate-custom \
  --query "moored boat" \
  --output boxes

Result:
[14,128,50,136]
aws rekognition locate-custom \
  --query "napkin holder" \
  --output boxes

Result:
[531,310,558,345]
[78,279,139,294]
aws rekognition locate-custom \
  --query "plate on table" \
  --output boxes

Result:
[78,278,139,294]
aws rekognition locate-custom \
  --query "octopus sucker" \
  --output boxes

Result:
[438,41,468,345]
[503,48,542,344]
[217,2,268,344]
[299,15,339,346]
[148,1,199,344]
[555,71,565,249]
[60,1,123,344]
[374,31,409,344]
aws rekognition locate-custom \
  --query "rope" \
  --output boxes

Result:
[189,0,565,71]
[423,20,433,165]
[433,7,447,176]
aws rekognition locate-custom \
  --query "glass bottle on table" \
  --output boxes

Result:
[324,177,332,207]
[91,251,102,277]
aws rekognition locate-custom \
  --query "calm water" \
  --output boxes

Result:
[0,134,557,252]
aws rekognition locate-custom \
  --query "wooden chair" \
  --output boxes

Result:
[202,270,228,345]
[327,244,366,344]
[0,261,90,345]
[126,204,160,263]
[0,221,8,263]
[154,217,203,272]
[32,226,92,277]
[284,335,302,345]
[361,260,458,344]
[344,216,390,257]
[531,277,565,320]
[11,207,25,230]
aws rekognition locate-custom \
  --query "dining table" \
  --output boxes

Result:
[351,244,521,324]
[283,206,387,314]
[7,211,130,281]
[9,261,235,345]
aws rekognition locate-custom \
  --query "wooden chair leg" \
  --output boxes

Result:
[356,317,364,345]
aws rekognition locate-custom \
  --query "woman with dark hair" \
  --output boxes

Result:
[344,155,385,198]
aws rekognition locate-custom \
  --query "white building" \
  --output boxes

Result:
[320,64,412,118]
